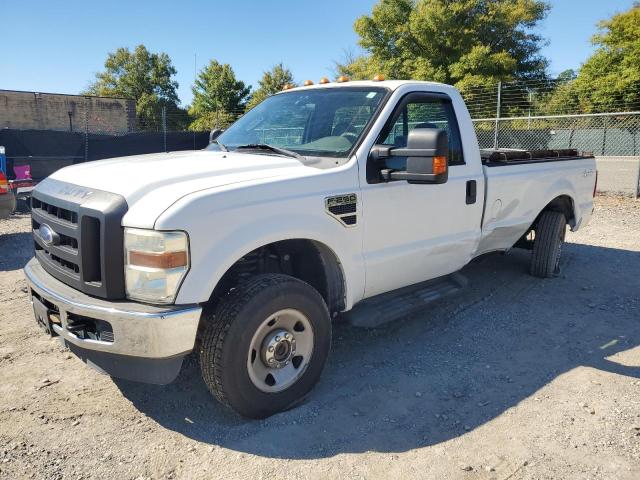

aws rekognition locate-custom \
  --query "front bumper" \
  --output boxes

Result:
[24,258,202,384]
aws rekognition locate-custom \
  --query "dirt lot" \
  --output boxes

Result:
[1,195,639,480]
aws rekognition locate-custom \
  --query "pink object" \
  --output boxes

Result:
[13,165,31,180]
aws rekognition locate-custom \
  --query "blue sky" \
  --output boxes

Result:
[0,0,635,106]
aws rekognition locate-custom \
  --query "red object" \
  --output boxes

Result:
[9,179,34,192]
[0,172,9,195]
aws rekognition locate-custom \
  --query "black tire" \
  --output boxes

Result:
[530,210,566,278]
[198,274,331,418]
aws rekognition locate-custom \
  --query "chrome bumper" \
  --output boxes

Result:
[24,258,202,359]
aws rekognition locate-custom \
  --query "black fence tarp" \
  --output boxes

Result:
[0,129,210,180]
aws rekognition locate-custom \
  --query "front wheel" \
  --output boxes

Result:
[530,210,567,278]
[198,274,331,418]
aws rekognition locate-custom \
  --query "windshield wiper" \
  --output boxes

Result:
[235,143,303,159]
[213,140,228,152]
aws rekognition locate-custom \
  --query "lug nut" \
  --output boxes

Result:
[268,346,274,352]
[275,336,280,342]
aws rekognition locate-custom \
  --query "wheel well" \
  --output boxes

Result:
[207,239,346,317]
[514,195,575,250]
[538,195,575,228]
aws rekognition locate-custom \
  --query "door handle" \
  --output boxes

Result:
[466,180,477,204]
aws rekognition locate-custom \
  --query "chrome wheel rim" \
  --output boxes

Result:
[247,309,314,393]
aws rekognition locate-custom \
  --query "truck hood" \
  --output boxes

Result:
[49,150,308,227]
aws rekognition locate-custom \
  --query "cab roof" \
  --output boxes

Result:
[279,80,455,93]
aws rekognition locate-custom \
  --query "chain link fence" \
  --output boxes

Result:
[471,112,640,156]
[460,79,640,156]
[2,83,639,194]
[462,79,640,196]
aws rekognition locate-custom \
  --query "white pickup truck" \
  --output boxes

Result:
[25,80,597,418]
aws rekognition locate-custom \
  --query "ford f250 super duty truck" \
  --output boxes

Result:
[24,79,597,418]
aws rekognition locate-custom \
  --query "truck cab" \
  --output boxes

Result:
[24,79,596,418]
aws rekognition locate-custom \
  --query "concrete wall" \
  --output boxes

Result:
[0,90,136,133]
[595,156,640,197]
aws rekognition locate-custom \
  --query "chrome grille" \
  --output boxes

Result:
[30,178,128,299]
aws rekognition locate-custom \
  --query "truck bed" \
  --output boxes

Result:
[475,148,597,257]
[480,148,594,166]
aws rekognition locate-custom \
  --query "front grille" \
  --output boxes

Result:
[32,197,78,224]
[30,178,128,299]
[32,217,81,276]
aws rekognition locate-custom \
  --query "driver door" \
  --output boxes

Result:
[359,92,482,298]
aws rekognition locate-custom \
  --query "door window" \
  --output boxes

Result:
[378,96,465,169]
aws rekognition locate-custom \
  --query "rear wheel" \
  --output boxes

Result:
[530,210,566,278]
[198,274,331,418]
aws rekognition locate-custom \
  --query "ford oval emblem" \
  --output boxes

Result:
[39,224,59,246]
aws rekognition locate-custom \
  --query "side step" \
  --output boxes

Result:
[344,273,468,328]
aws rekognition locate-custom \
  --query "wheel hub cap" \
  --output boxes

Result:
[247,308,314,393]
[262,329,296,368]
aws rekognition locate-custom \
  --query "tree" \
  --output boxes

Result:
[246,63,295,111]
[85,45,180,129]
[572,3,639,113]
[541,3,639,114]
[337,0,550,93]
[188,60,250,130]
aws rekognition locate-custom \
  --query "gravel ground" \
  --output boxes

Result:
[1,195,639,480]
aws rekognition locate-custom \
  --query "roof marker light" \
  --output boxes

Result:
[282,83,294,91]
[337,75,350,83]
[373,74,385,81]
[319,77,330,84]
[303,80,314,86]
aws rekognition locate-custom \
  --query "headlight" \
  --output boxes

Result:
[124,228,190,304]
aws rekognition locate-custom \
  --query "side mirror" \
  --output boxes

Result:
[369,128,449,184]
[209,128,224,144]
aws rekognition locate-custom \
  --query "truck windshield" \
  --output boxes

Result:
[208,87,388,158]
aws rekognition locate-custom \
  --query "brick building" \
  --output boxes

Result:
[0,89,136,133]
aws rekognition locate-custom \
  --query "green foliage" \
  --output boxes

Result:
[338,0,550,91]
[85,45,179,129]
[542,3,640,114]
[188,110,237,131]
[246,64,295,111]
[188,60,250,130]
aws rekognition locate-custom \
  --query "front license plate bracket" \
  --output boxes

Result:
[33,297,53,337]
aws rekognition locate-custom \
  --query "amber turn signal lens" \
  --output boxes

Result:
[0,172,8,195]
[303,80,314,86]
[433,156,447,175]
[337,75,350,83]
[129,250,188,269]
[373,74,385,81]
[319,77,330,84]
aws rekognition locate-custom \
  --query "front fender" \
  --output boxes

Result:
[154,178,365,308]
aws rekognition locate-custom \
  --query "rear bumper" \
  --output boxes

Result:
[24,258,202,384]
